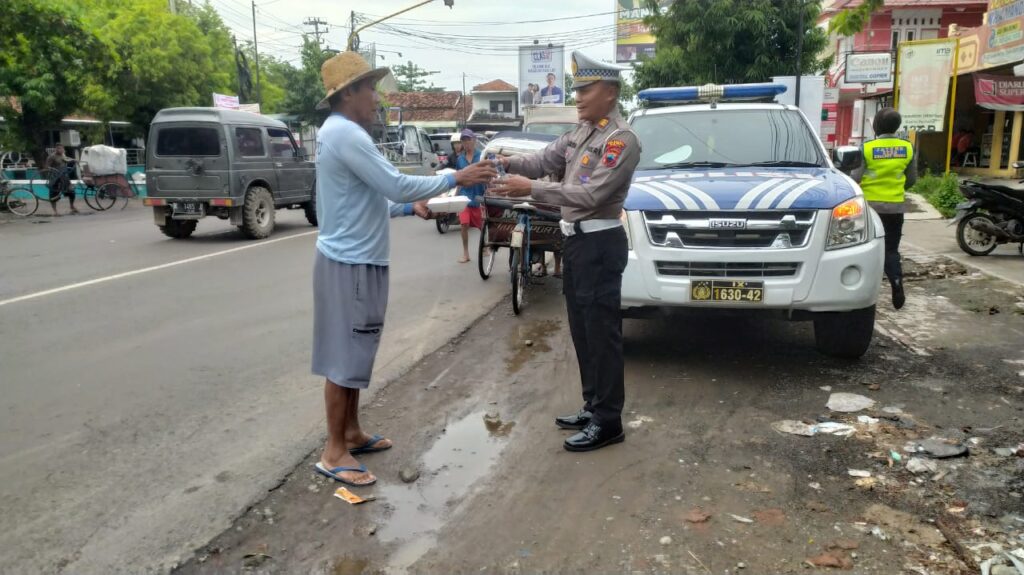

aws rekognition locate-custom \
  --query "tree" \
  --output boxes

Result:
[829,0,883,36]
[634,0,829,91]
[0,0,107,165]
[280,37,332,126]
[81,0,237,134]
[391,60,441,92]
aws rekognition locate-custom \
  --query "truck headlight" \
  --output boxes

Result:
[621,209,632,250]
[826,197,868,249]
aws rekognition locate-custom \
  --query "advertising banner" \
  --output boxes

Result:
[846,52,893,83]
[518,45,565,106]
[897,40,957,132]
[615,0,673,63]
[974,73,1024,110]
[213,93,240,109]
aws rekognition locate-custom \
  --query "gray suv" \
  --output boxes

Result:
[145,108,316,239]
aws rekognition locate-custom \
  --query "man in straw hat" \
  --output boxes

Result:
[312,52,496,486]
[491,51,640,453]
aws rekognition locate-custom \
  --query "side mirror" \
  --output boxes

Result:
[433,143,441,153]
[835,145,862,174]
[430,162,438,168]
[293,148,308,160]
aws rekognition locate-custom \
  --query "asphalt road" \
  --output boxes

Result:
[0,205,506,573]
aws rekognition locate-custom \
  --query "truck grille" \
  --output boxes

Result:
[655,261,801,278]
[643,210,816,249]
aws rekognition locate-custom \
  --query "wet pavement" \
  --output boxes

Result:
[174,255,1023,575]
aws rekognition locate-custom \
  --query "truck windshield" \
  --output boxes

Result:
[525,123,577,136]
[632,109,825,170]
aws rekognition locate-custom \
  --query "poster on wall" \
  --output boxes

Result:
[518,45,565,106]
[615,0,673,63]
[896,39,957,132]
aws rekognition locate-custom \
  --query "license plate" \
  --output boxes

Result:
[691,280,764,303]
[172,202,203,216]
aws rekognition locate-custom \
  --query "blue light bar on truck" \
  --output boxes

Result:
[637,83,787,103]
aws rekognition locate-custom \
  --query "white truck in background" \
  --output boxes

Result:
[522,106,578,137]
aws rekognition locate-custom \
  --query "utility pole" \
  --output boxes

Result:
[304,17,329,46]
[168,0,176,13]
[350,11,356,50]
[462,73,467,128]
[252,0,261,105]
[795,0,804,107]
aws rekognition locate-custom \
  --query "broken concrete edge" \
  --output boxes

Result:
[170,297,509,570]
[903,238,1024,289]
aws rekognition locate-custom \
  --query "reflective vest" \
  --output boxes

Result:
[860,137,913,204]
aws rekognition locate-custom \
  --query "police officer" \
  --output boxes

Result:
[491,51,640,452]
[852,108,917,310]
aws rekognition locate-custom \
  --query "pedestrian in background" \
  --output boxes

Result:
[311,52,495,487]
[491,51,639,452]
[455,129,486,264]
[45,144,76,216]
[853,107,916,310]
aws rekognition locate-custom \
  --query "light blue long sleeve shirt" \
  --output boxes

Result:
[315,113,456,265]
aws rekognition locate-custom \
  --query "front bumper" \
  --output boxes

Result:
[621,209,884,313]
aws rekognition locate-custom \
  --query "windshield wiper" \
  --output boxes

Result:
[741,160,823,168]
[656,161,735,169]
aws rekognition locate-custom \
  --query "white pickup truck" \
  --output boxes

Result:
[621,83,885,358]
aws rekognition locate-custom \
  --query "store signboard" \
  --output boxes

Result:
[897,39,957,132]
[974,73,1024,110]
[846,52,893,83]
[988,0,1024,26]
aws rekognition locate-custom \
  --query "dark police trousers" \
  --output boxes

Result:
[561,226,628,428]
[878,213,904,287]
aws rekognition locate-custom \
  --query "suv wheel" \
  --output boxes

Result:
[813,305,875,359]
[303,186,317,227]
[159,219,197,239]
[240,186,275,239]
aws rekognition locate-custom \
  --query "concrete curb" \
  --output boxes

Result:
[903,237,1024,288]
[904,193,944,221]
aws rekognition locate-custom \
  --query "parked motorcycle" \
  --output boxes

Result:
[954,180,1024,256]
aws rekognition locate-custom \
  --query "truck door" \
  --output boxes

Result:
[268,127,311,202]
[233,126,279,200]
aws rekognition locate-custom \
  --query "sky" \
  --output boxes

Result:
[204,0,624,92]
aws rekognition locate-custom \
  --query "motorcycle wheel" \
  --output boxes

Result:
[956,212,999,256]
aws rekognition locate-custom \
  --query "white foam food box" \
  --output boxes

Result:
[427,195,470,213]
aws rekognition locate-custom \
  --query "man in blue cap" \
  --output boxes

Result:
[492,51,640,452]
[455,129,487,263]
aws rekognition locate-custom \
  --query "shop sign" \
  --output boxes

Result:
[846,52,893,83]
[974,73,1024,110]
[897,40,957,132]
[988,0,1024,26]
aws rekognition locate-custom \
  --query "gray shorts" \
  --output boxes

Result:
[312,250,389,389]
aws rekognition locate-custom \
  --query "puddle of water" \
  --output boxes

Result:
[377,410,513,573]
[504,320,560,373]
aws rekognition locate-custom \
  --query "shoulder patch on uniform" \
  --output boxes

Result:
[603,139,627,167]
[871,146,908,160]
[598,118,610,128]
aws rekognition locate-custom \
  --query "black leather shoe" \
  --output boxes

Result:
[555,409,592,430]
[892,280,906,310]
[564,422,625,452]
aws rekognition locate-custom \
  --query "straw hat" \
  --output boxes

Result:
[316,51,389,110]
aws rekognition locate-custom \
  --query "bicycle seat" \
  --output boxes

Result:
[513,202,537,212]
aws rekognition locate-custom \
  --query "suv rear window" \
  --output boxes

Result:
[157,127,221,156]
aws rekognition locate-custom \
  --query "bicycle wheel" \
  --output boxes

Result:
[94,183,119,211]
[511,247,526,315]
[5,187,38,216]
[478,221,496,280]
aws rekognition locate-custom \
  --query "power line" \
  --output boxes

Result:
[352,9,619,27]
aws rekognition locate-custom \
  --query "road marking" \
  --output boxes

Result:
[0,230,317,308]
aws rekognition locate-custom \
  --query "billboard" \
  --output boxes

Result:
[845,52,893,84]
[615,0,673,63]
[519,45,565,106]
[896,39,957,132]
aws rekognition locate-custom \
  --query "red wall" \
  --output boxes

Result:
[848,4,986,52]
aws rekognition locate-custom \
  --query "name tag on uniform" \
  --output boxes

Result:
[872,146,908,160]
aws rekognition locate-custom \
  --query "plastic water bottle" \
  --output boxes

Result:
[488,153,506,179]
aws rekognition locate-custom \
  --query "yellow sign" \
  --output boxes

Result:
[615,0,673,63]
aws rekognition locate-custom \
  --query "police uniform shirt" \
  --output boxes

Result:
[507,110,640,222]
[852,132,917,214]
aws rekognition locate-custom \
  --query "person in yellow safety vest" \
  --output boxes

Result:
[852,107,917,310]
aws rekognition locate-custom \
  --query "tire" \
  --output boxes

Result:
[159,219,197,239]
[813,305,875,359]
[5,187,38,216]
[94,184,118,211]
[303,186,317,227]
[239,186,275,239]
[478,222,495,280]
[511,247,526,315]
[436,216,451,234]
[956,212,999,256]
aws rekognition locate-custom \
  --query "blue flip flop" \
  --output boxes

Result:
[349,434,392,455]
[314,461,377,487]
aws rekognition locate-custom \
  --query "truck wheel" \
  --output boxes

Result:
[813,305,875,359]
[240,186,275,239]
[303,189,318,227]
[159,219,197,239]
[956,213,998,256]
